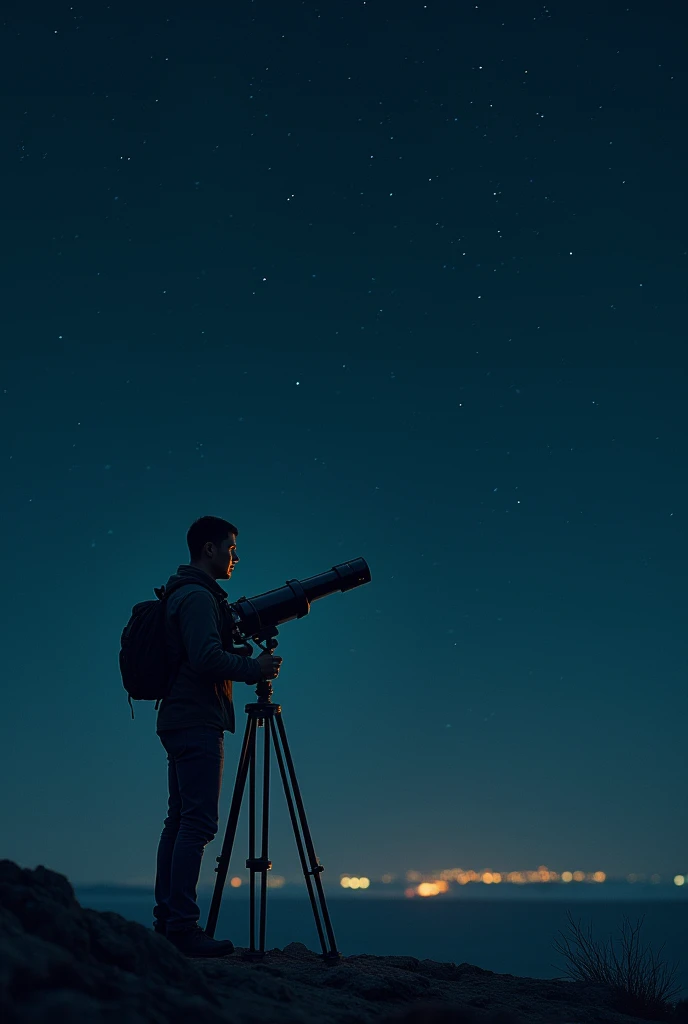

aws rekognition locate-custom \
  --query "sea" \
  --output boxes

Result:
[74,884,688,1000]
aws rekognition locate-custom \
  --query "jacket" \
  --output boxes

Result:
[156,564,263,734]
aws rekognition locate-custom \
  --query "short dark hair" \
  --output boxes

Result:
[187,516,238,561]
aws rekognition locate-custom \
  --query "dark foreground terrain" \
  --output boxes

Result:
[0,860,682,1023]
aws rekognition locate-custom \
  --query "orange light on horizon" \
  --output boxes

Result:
[230,876,242,888]
[417,882,441,897]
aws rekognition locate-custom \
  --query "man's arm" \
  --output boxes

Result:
[175,589,262,684]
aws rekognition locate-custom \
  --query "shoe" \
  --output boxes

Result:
[166,924,235,958]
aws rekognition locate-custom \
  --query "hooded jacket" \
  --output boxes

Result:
[156,564,263,735]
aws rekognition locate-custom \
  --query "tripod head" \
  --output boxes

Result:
[251,624,280,706]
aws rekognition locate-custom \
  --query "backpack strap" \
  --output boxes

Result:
[155,577,208,601]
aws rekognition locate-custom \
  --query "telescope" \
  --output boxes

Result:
[225,556,371,651]
[205,555,372,962]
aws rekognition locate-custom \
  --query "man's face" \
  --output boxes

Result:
[214,533,239,580]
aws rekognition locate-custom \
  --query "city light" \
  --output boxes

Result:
[328,866,680,894]
[417,882,441,897]
[402,865,610,889]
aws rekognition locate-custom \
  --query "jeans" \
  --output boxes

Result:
[153,725,224,933]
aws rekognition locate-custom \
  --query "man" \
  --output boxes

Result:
[152,515,282,958]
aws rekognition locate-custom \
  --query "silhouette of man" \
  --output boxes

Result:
[152,515,281,957]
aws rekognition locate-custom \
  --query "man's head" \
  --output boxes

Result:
[187,515,240,582]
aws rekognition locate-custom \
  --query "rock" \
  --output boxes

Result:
[0,860,675,1024]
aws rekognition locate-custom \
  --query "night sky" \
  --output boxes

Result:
[1,2,686,890]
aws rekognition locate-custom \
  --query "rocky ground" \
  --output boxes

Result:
[1,859,683,1024]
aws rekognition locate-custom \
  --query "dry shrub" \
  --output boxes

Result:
[552,909,683,1021]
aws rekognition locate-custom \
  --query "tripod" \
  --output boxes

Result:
[204,658,341,963]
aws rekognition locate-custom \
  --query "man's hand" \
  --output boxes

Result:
[255,652,283,680]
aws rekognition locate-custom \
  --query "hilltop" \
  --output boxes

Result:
[0,859,678,1023]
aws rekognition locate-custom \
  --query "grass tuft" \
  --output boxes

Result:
[551,910,683,1021]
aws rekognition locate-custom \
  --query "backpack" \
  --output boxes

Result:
[119,577,217,719]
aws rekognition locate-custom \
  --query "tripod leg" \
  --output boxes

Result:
[268,718,326,952]
[270,715,341,959]
[259,714,270,952]
[248,720,256,951]
[245,717,273,959]
[205,715,256,938]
